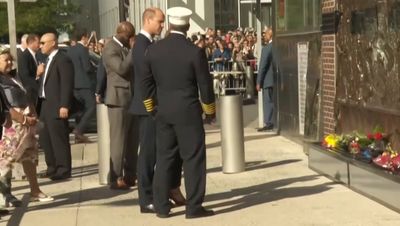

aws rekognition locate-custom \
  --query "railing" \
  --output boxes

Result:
[208,59,258,97]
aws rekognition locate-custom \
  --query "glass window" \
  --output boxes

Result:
[276,0,321,33]
[214,0,238,32]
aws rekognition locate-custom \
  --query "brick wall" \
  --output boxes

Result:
[321,0,336,135]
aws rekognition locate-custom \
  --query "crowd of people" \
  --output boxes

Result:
[0,5,275,221]
[190,27,259,71]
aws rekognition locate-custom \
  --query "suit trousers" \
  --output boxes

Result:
[137,115,182,207]
[108,106,139,182]
[263,87,274,127]
[153,116,206,215]
[39,100,72,176]
[73,88,96,133]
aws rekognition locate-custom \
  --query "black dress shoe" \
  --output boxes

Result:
[257,124,274,132]
[50,173,71,181]
[123,176,136,187]
[156,212,170,218]
[186,208,215,219]
[140,204,155,213]
[0,209,9,215]
[38,169,56,178]
[73,130,90,144]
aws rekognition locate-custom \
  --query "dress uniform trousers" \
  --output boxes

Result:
[137,115,183,207]
[153,116,206,215]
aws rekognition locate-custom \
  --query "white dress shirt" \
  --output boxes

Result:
[41,49,59,98]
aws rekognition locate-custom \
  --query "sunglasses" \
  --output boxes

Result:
[40,40,53,45]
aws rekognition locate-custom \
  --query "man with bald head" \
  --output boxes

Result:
[102,21,138,189]
[256,27,276,132]
[129,7,185,213]
[38,32,74,180]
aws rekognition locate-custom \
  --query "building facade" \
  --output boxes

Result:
[97,0,272,37]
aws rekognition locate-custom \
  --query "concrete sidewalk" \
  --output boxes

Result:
[1,127,400,226]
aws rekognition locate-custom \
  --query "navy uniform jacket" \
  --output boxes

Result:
[129,33,152,115]
[257,41,275,88]
[141,33,215,124]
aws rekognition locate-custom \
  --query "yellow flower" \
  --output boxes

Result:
[324,134,339,148]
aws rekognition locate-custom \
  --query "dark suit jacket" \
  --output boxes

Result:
[142,33,215,125]
[18,49,39,102]
[129,33,152,115]
[67,43,93,89]
[42,51,74,118]
[95,56,107,100]
[257,42,275,88]
[102,39,133,107]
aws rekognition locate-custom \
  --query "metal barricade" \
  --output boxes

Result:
[209,60,247,97]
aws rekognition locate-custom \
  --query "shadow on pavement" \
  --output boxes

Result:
[205,175,335,215]
[26,186,136,212]
[207,159,302,174]
[6,194,29,226]
[207,133,278,149]
[12,164,99,192]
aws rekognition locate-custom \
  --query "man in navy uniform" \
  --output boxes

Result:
[256,27,275,132]
[129,7,185,213]
[141,7,216,219]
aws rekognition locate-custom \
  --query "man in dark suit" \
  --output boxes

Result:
[67,30,96,143]
[38,33,74,181]
[256,28,275,132]
[142,7,216,219]
[129,7,185,214]
[102,22,138,190]
[16,34,28,63]
[17,34,43,107]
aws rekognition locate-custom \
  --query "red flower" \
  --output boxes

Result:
[374,132,383,140]
[367,133,374,140]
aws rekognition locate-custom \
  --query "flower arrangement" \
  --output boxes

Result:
[322,126,400,173]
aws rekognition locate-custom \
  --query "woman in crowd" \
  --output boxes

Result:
[212,39,231,71]
[0,45,53,206]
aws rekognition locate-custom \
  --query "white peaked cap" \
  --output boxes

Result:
[167,7,192,25]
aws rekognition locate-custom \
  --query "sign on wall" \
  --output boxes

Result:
[297,42,309,135]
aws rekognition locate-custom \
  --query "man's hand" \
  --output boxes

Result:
[256,84,261,92]
[36,63,45,78]
[59,107,69,119]
[129,36,135,49]
[95,94,103,104]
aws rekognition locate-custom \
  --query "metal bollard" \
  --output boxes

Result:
[220,95,245,173]
[245,65,255,99]
[258,89,264,128]
[96,104,110,184]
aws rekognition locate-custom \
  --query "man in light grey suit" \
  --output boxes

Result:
[102,21,139,189]
[256,28,275,132]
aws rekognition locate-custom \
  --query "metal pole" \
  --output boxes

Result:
[255,0,264,128]
[220,95,245,173]
[7,0,17,63]
[97,104,110,184]
[118,0,125,22]
[245,65,255,100]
